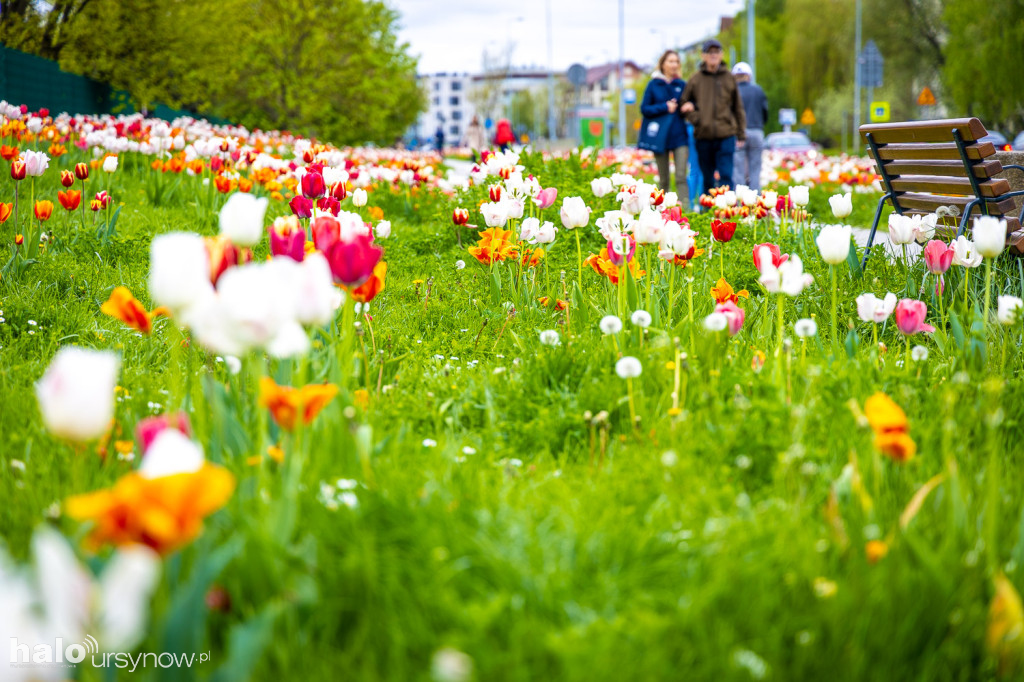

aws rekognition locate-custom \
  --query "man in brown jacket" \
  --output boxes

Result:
[680,39,747,197]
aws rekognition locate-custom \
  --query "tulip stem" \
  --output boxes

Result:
[830,265,838,354]
[575,230,583,292]
[687,274,695,355]
[667,263,676,328]
[872,322,879,369]
[626,377,638,434]
[905,336,911,376]
[962,267,970,314]
[983,259,993,329]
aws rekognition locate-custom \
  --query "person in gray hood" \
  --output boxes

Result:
[731,61,767,191]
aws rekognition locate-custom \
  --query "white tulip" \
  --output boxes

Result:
[36,347,120,441]
[352,188,368,207]
[633,208,665,245]
[139,429,205,479]
[816,224,852,265]
[788,185,809,207]
[480,201,508,228]
[887,214,916,245]
[828,192,852,219]
[997,295,1024,325]
[519,216,540,242]
[102,155,118,173]
[560,196,591,229]
[855,292,897,323]
[973,215,1006,259]
[219,192,269,247]
[149,232,214,314]
[951,235,983,268]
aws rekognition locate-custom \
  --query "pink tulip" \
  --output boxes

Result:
[317,196,341,216]
[312,215,340,252]
[606,234,636,266]
[922,240,954,275]
[894,299,935,335]
[289,195,314,219]
[324,232,382,287]
[534,187,558,209]
[752,242,788,271]
[136,413,191,455]
[269,216,306,262]
[715,301,745,336]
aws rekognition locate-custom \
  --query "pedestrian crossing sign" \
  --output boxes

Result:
[869,101,890,123]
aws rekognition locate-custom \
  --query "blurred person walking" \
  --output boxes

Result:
[731,61,767,191]
[464,115,486,162]
[638,50,690,209]
[493,118,516,152]
[680,39,746,196]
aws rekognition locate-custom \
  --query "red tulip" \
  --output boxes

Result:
[269,216,306,262]
[661,205,683,224]
[650,188,665,206]
[316,196,341,216]
[894,299,935,335]
[74,162,89,180]
[922,240,954,275]
[711,219,737,243]
[204,235,252,286]
[94,190,113,209]
[324,232,382,287]
[312,215,340,252]
[752,243,788,271]
[453,208,469,226]
[488,184,502,202]
[301,171,326,199]
[11,160,26,180]
[330,181,347,201]
[289,195,314,219]
[60,170,75,187]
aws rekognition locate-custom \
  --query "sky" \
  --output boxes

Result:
[387,0,740,74]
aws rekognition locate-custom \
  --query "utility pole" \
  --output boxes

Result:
[547,0,557,144]
[617,0,626,147]
[852,0,862,152]
[747,0,755,80]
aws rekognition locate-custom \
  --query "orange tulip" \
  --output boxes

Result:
[58,189,81,211]
[0,202,12,223]
[467,227,519,265]
[583,250,645,285]
[0,145,18,161]
[65,464,235,555]
[863,392,915,462]
[213,175,235,194]
[237,178,253,193]
[521,247,545,268]
[34,200,54,221]
[48,143,67,158]
[258,377,338,431]
[101,286,167,334]
[710,277,750,305]
[346,261,387,303]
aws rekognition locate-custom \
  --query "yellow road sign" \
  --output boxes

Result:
[917,87,936,106]
[869,101,890,123]
[800,108,816,126]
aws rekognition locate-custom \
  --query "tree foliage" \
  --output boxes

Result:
[5,0,424,145]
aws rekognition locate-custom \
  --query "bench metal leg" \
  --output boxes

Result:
[958,198,981,237]
[860,193,891,271]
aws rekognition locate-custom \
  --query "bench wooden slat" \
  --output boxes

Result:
[883,159,1003,179]
[895,192,1017,215]
[861,117,987,144]
[873,141,995,161]
[889,176,1010,198]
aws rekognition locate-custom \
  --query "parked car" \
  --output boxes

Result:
[1013,131,1024,151]
[763,131,820,155]
[979,131,1011,151]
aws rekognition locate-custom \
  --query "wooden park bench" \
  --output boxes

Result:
[859,117,1024,267]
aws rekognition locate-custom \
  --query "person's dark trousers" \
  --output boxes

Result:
[695,136,736,194]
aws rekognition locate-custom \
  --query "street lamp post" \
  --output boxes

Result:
[547,0,557,143]
[747,0,755,80]
[617,0,625,147]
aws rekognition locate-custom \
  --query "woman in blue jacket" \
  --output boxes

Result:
[640,50,689,209]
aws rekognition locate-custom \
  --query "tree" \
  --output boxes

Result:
[943,0,1024,133]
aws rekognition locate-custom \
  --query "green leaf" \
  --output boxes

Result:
[949,311,966,349]
[844,328,860,358]
[845,240,863,278]
[210,604,283,682]
[489,270,501,305]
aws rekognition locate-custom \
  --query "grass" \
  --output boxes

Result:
[2,145,1024,681]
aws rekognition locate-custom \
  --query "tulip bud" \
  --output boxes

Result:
[102,155,118,173]
[301,171,326,199]
[36,347,121,442]
[74,162,89,180]
[16,234,24,246]
[330,181,347,201]
[352,188,367,207]
[488,184,502,202]
[11,160,26,180]
[90,199,103,212]
[219,192,269,247]
[453,208,469,226]
[60,170,75,187]
[289,195,314,219]
[302,149,316,164]
[650,188,665,206]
